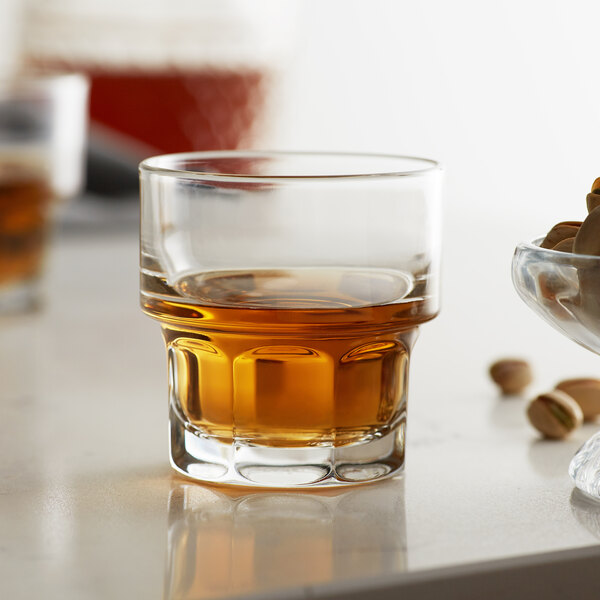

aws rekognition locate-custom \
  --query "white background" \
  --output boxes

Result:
[282,1,600,219]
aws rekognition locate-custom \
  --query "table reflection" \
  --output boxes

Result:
[570,487,600,540]
[164,478,407,599]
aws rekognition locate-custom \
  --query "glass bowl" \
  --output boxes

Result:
[512,238,600,499]
[512,238,600,355]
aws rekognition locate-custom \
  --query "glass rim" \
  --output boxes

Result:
[0,70,88,92]
[139,150,442,183]
[516,237,600,262]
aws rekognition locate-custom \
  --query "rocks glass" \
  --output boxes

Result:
[140,151,442,487]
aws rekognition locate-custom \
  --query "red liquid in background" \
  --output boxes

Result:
[89,69,266,153]
[32,62,267,154]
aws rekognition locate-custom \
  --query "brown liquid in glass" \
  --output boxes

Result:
[142,268,435,447]
[0,166,51,287]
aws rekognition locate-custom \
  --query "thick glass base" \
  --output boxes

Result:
[569,431,600,501]
[169,406,406,488]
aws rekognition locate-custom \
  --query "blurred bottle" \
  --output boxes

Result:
[20,0,293,194]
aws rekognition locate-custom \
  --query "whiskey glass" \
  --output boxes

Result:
[140,151,442,488]
[0,72,88,312]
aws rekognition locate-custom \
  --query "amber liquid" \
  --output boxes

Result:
[142,268,436,447]
[0,163,52,287]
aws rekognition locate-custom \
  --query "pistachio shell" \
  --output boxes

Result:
[541,222,582,249]
[552,237,575,252]
[575,265,600,337]
[556,378,600,421]
[574,207,600,256]
[536,272,574,322]
[586,192,600,213]
[527,390,583,439]
[538,272,564,301]
[591,177,600,193]
[489,359,533,395]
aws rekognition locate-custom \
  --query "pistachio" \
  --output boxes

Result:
[555,378,600,421]
[538,272,566,301]
[586,177,600,212]
[575,192,600,328]
[489,358,533,395]
[586,192,600,213]
[527,390,583,439]
[541,221,582,249]
[575,265,600,337]
[574,206,600,256]
[536,272,575,322]
[552,237,575,252]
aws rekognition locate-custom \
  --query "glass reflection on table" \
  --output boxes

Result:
[164,478,407,599]
[570,487,600,540]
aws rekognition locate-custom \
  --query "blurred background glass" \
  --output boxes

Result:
[0,72,88,312]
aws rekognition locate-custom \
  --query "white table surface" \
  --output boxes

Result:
[2,207,600,599]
